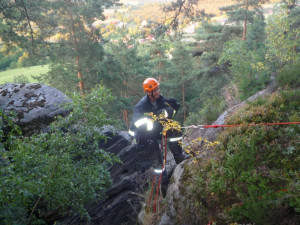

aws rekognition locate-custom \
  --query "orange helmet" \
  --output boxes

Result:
[143,78,160,92]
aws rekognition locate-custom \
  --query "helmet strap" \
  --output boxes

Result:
[151,90,155,99]
[147,90,156,102]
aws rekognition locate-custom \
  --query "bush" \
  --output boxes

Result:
[13,74,30,83]
[276,62,300,88]
[0,85,120,224]
[182,90,300,224]
[185,96,226,126]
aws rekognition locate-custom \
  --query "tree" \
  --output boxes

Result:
[100,35,150,128]
[183,22,240,125]
[145,38,173,82]
[245,14,266,52]
[0,0,120,94]
[220,0,268,41]
[169,41,198,122]
[219,39,268,99]
[266,4,300,70]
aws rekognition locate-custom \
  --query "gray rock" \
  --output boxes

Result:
[60,127,173,225]
[0,83,71,135]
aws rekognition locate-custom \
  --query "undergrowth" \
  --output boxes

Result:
[181,89,300,224]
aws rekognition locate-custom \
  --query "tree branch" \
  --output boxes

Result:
[166,0,186,31]
[19,0,35,52]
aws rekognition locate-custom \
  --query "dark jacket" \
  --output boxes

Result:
[129,95,180,144]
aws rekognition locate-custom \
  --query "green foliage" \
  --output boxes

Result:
[0,85,119,224]
[0,50,22,71]
[220,0,267,27]
[180,22,238,125]
[266,6,300,70]
[219,40,269,100]
[185,96,226,125]
[13,74,30,83]
[246,14,267,52]
[0,0,120,92]
[100,36,151,128]
[276,61,300,88]
[0,111,22,150]
[181,89,300,224]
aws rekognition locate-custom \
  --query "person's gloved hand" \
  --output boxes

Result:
[165,98,180,111]
[154,107,173,119]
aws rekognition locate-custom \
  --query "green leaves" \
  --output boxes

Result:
[266,7,300,69]
[181,89,300,224]
[0,85,119,224]
[219,39,269,100]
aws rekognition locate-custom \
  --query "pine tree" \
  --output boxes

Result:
[101,35,150,128]
[220,0,268,41]
[0,0,120,94]
[245,14,266,52]
[168,41,198,122]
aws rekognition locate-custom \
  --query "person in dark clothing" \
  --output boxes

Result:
[128,78,189,164]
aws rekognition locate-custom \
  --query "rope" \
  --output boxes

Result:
[152,134,168,213]
[153,171,163,212]
[181,121,300,129]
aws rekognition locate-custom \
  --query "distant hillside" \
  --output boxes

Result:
[121,0,282,15]
[121,0,173,5]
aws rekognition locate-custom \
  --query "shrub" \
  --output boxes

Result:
[0,85,120,224]
[276,62,300,88]
[182,90,300,224]
[185,96,226,126]
[13,74,30,83]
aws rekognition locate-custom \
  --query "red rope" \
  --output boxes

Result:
[164,135,167,164]
[153,134,168,213]
[153,171,163,212]
[203,121,300,128]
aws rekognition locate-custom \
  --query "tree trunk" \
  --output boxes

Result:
[68,0,85,96]
[242,0,249,41]
[122,109,129,128]
[76,56,84,97]
[181,69,186,122]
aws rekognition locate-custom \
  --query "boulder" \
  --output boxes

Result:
[0,83,71,136]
